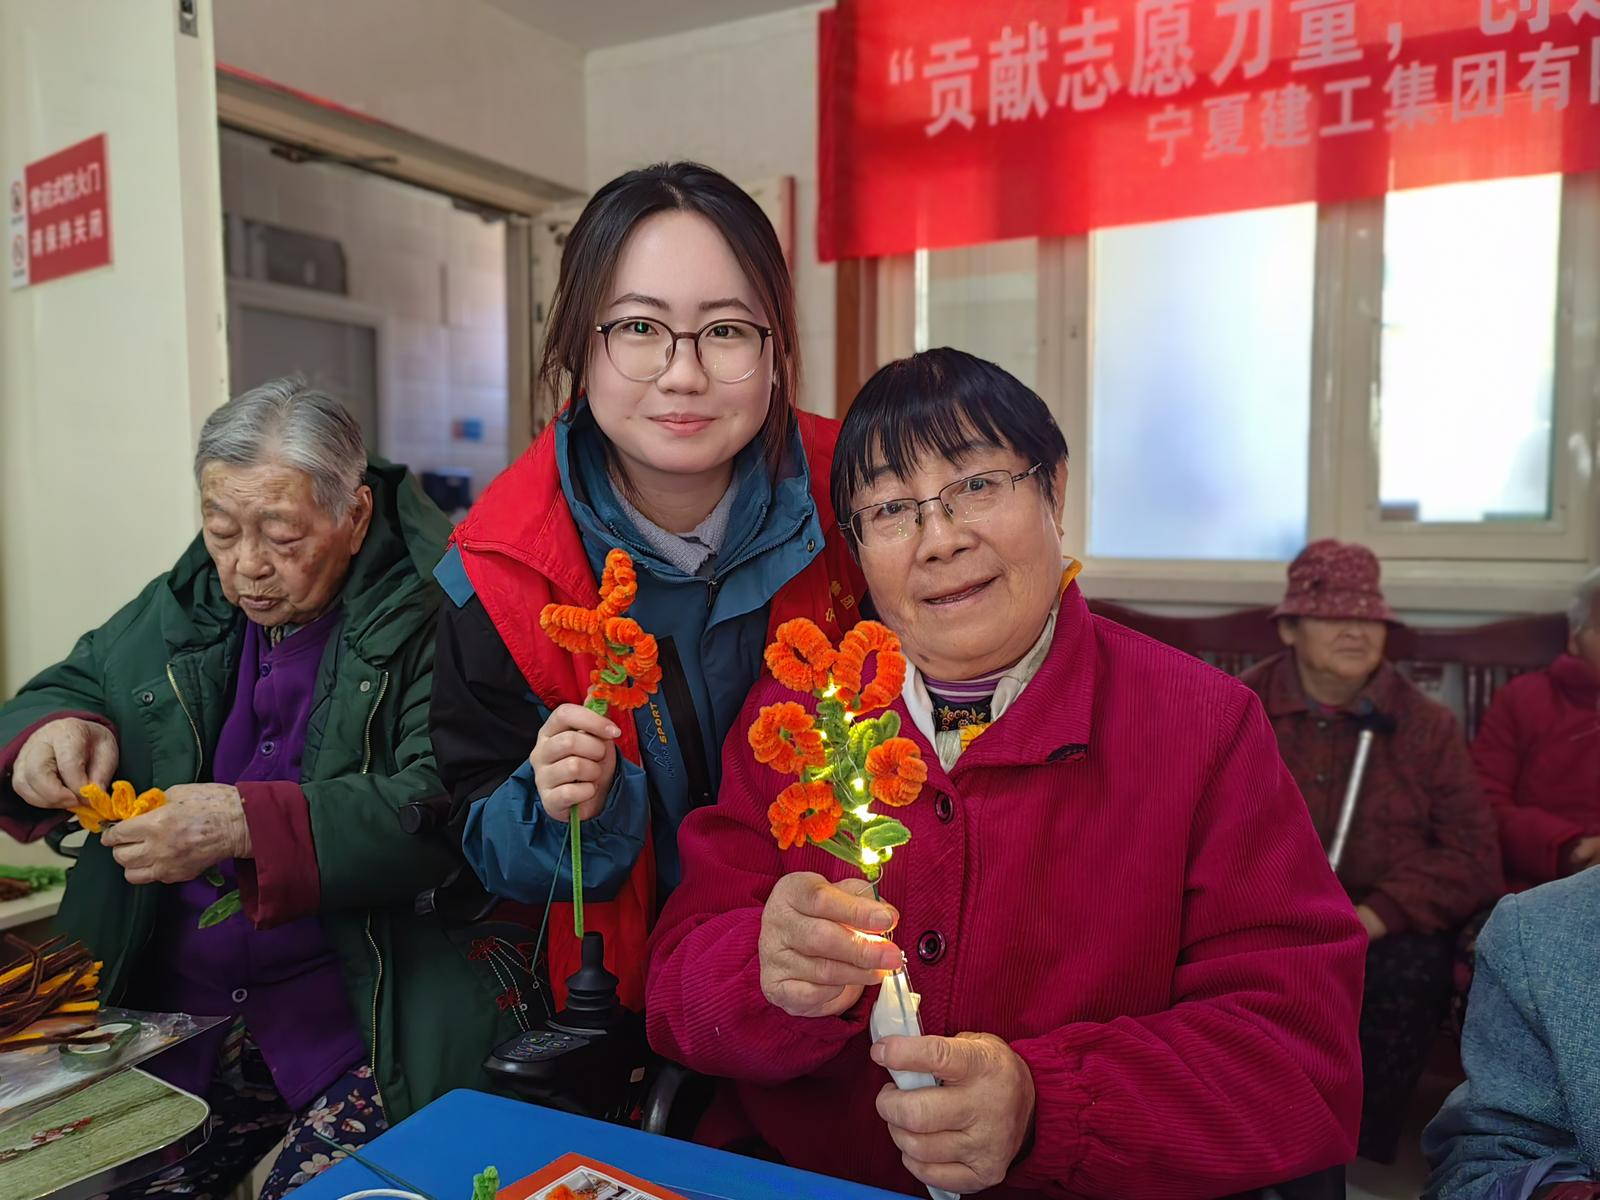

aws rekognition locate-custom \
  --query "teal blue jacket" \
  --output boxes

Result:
[1424,869,1600,1199]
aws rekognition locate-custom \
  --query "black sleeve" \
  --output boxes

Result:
[430,594,548,831]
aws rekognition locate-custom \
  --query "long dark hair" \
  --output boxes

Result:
[541,162,798,476]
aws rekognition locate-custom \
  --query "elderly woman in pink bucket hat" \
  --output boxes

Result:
[1242,539,1502,1165]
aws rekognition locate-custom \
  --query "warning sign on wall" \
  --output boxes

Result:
[9,134,112,290]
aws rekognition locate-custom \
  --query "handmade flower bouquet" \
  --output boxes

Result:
[752,618,927,885]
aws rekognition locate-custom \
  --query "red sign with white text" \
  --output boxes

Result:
[819,0,1600,259]
[12,134,112,287]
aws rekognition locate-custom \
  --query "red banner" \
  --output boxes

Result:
[819,1,1600,260]
[10,135,113,288]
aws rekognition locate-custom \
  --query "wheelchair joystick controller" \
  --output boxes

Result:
[483,931,647,1121]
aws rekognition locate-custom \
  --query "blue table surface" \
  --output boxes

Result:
[287,1089,909,1200]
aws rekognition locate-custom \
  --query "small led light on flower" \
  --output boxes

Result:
[860,846,882,866]
[852,804,872,821]
[842,710,856,724]
[852,777,866,792]
[824,684,838,698]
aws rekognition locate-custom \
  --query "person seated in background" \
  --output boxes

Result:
[0,380,509,1200]
[647,349,1365,1200]
[1241,540,1503,1166]
[1471,567,1600,891]
[1422,869,1600,1200]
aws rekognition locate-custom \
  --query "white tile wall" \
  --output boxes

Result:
[586,4,837,416]
[220,130,509,498]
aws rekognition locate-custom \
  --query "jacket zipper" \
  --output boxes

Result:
[701,507,809,615]
[363,912,387,1113]
[165,663,204,783]
[359,671,390,775]
[107,663,206,996]
[359,670,390,1112]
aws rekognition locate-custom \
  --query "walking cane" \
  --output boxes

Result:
[1327,700,1397,873]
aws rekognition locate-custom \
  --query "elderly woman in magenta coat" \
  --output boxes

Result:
[1472,566,1600,892]
[646,349,1366,1200]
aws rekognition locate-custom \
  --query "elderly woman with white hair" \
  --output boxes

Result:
[0,380,508,1199]
[1473,567,1600,891]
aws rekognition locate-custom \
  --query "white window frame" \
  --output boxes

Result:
[1327,175,1600,564]
[892,174,1600,614]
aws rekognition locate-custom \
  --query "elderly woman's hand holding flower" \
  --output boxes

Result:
[759,872,901,1018]
[100,783,251,886]
[10,717,119,812]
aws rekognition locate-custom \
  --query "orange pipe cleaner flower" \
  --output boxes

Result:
[768,781,842,851]
[536,549,662,941]
[748,701,827,775]
[833,622,906,713]
[866,737,928,807]
[73,782,166,833]
[764,618,837,695]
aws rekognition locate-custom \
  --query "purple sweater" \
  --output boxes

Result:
[138,611,364,1109]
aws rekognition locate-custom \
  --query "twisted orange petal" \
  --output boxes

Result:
[764,619,837,695]
[866,737,927,807]
[76,782,111,814]
[834,622,907,714]
[70,807,105,834]
[592,677,649,710]
[598,549,639,619]
[747,702,827,776]
[540,603,606,656]
[604,617,655,663]
[767,781,841,851]
[109,781,137,821]
[597,618,661,710]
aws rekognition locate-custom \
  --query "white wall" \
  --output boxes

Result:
[0,0,228,693]
[213,0,588,193]
[219,131,509,498]
[586,5,836,415]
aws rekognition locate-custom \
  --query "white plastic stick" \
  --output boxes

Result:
[870,969,960,1200]
[1327,728,1375,872]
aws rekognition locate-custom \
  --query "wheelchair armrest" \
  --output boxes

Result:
[641,1058,718,1140]
[415,864,498,923]
[44,822,85,860]
[641,1059,696,1137]
[1259,1164,1346,1200]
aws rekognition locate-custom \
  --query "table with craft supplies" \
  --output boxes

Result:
[0,1068,210,1200]
[287,1088,909,1200]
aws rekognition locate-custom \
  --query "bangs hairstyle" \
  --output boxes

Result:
[540,161,799,475]
[831,348,1070,544]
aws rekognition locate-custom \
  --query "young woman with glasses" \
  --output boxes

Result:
[428,162,865,1013]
